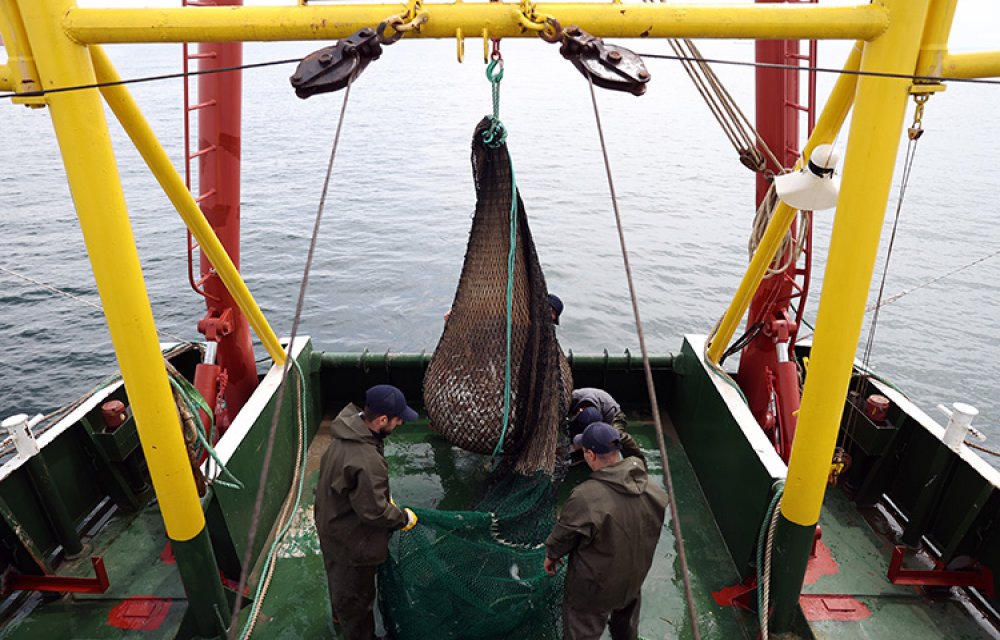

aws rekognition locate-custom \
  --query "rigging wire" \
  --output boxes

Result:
[635,51,1000,86]
[0,264,193,345]
[585,74,702,640]
[668,38,783,174]
[866,247,1000,313]
[4,48,1000,104]
[225,69,357,639]
[0,57,301,101]
[839,102,923,452]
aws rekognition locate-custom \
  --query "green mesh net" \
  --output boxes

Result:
[378,119,570,638]
[378,470,565,639]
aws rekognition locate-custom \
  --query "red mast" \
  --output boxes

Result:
[737,0,817,461]
[185,0,257,430]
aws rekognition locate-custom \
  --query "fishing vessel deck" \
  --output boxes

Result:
[2,342,997,639]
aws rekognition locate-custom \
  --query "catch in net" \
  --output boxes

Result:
[378,117,573,639]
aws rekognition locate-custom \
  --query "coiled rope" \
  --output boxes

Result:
[756,481,785,640]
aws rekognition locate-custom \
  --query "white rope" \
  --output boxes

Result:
[760,496,783,640]
[747,184,809,278]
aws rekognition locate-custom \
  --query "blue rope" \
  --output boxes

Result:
[168,372,243,490]
[491,154,518,461]
[482,58,507,148]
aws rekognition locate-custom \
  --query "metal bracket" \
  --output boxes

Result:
[290,27,383,98]
[887,546,995,598]
[559,26,650,96]
[7,557,110,594]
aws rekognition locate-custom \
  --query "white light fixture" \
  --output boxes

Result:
[774,143,840,211]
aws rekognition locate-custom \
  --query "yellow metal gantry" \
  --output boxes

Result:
[4,0,1000,635]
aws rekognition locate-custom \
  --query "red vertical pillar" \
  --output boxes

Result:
[194,0,257,425]
[737,0,803,459]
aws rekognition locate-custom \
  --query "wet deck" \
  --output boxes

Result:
[4,420,996,639]
[247,419,756,639]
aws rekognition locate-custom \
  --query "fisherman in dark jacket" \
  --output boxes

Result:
[314,384,420,640]
[568,388,644,464]
[544,422,667,640]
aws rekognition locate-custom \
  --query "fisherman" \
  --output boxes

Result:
[548,293,564,325]
[568,388,644,464]
[314,384,420,640]
[544,422,667,640]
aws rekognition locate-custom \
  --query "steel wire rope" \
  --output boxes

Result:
[635,52,1000,86]
[225,69,357,639]
[841,118,921,452]
[585,75,702,640]
[0,57,301,101]
[866,247,1000,313]
[5,50,1000,104]
[0,264,193,344]
[238,359,308,639]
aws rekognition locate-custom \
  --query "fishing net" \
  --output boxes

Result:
[378,469,565,640]
[378,118,572,639]
[422,116,572,476]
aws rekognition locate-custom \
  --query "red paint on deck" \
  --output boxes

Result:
[712,579,756,607]
[800,594,871,621]
[803,539,839,585]
[108,597,172,630]
[160,542,176,564]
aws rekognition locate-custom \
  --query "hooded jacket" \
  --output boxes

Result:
[314,404,408,566]
[544,456,667,611]
[569,388,622,423]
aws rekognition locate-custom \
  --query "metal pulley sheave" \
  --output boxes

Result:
[558,26,651,96]
[290,27,384,98]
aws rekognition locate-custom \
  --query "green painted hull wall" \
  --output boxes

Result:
[665,337,785,579]
[204,343,322,579]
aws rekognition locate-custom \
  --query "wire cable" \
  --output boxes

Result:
[0,57,300,101]
[637,51,1000,86]
[586,74,702,640]
[225,69,357,639]
[5,48,1000,104]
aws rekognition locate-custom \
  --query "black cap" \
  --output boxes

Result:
[572,422,621,454]
[365,384,418,421]
[548,293,564,325]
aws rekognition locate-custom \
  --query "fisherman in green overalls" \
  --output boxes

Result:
[544,422,667,640]
[313,384,419,640]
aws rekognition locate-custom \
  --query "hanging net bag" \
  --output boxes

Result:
[378,113,573,639]
[422,116,572,475]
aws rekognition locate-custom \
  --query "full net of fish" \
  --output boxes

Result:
[378,118,573,639]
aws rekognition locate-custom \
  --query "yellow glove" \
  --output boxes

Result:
[400,507,418,532]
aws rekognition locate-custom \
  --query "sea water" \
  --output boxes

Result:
[1,34,998,468]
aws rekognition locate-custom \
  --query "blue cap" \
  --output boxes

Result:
[573,422,621,454]
[572,406,602,430]
[548,293,563,325]
[365,384,418,421]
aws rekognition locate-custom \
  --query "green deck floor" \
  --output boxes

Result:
[247,420,756,640]
[4,419,996,639]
